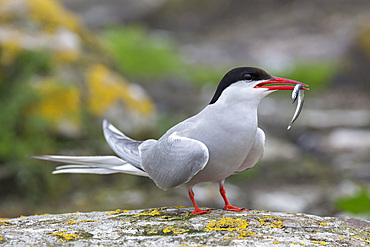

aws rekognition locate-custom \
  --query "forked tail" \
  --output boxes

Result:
[28,155,148,176]
[29,120,149,176]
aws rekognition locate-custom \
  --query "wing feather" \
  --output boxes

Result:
[139,126,209,190]
[103,120,143,169]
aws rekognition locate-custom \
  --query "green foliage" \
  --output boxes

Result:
[278,62,337,90]
[0,50,63,204]
[102,25,222,85]
[335,187,370,215]
[103,25,184,79]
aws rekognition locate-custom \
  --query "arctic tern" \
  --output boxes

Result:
[29,67,308,215]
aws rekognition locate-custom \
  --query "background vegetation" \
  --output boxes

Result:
[0,0,369,220]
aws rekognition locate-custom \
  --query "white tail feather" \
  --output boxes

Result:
[28,155,148,177]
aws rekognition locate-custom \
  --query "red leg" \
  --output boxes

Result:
[219,182,250,212]
[188,187,212,215]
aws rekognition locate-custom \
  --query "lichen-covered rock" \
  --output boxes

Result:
[1,208,369,246]
[0,0,155,135]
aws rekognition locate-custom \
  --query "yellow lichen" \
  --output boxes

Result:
[259,216,283,228]
[319,222,327,226]
[0,220,10,226]
[161,215,172,220]
[79,219,98,223]
[107,209,129,215]
[205,217,248,232]
[86,64,154,116]
[235,229,256,239]
[135,208,160,217]
[270,221,284,229]
[259,218,267,226]
[311,240,326,245]
[163,227,188,234]
[66,218,98,224]
[50,230,81,241]
[273,241,279,244]
[66,219,78,224]
[351,236,370,244]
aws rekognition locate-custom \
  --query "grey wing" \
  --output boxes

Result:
[234,127,265,174]
[139,129,209,190]
[103,119,143,170]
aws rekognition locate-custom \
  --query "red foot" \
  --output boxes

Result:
[223,205,250,212]
[191,208,212,215]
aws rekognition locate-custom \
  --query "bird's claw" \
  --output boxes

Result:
[223,205,250,212]
[191,208,212,215]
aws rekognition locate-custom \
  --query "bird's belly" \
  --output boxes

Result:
[187,130,256,185]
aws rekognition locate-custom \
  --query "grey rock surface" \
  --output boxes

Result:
[1,207,369,246]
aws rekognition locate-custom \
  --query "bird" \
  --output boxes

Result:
[29,67,308,215]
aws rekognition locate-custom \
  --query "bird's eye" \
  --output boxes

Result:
[243,73,253,81]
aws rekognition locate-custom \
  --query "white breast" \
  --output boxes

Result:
[184,88,260,185]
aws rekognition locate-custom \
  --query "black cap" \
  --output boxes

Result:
[209,67,273,104]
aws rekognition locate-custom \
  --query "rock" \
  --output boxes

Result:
[1,208,369,246]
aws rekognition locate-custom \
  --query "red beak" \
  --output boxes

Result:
[254,76,309,91]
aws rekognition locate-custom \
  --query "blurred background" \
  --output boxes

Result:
[0,0,369,219]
